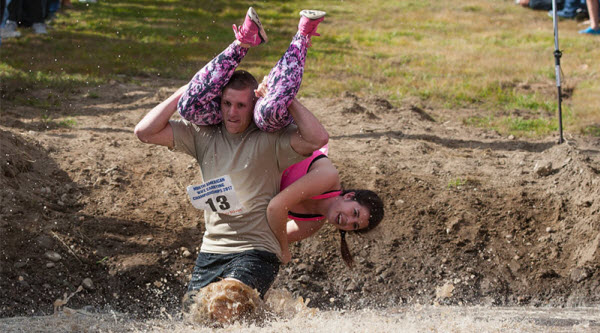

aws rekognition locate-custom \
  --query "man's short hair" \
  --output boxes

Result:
[223,70,259,92]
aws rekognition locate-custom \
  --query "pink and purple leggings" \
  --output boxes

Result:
[177,33,310,132]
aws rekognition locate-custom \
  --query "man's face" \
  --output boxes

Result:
[220,87,255,134]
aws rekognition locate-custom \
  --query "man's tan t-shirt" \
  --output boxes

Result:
[170,119,304,258]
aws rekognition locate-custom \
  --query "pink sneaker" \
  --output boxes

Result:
[232,7,268,46]
[298,10,326,37]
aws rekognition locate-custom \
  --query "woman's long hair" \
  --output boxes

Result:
[338,189,384,268]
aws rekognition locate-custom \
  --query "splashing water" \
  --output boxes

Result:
[181,280,314,326]
[1,289,598,332]
[183,279,264,326]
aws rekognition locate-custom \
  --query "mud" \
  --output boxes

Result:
[183,279,264,326]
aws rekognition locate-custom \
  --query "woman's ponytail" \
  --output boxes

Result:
[339,230,354,268]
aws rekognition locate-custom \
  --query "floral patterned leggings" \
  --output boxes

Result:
[177,33,309,132]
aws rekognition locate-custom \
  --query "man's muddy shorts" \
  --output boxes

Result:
[187,249,280,298]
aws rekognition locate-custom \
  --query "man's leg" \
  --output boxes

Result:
[588,0,599,29]
[182,251,231,317]
[579,0,600,33]
[222,249,280,298]
[178,7,266,125]
[253,10,325,132]
[183,250,279,324]
[183,249,278,301]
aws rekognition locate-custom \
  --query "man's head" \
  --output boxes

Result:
[221,70,259,134]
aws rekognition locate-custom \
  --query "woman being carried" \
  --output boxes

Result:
[252,74,385,265]
[237,11,385,267]
[268,143,384,266]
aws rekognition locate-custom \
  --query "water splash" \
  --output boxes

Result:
[3,292,598,333]
[181,281,315,327]
[183,279,264,326]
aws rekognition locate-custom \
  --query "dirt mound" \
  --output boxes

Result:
[1,80,599,318]
[275,94,600,309]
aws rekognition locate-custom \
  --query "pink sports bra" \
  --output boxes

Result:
[280,145,341,221]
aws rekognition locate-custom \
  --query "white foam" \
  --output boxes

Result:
[1,305,598,333]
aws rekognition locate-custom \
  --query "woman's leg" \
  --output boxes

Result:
[254,10,325,132]
[178,7,266,125]
[177,42,248,125]
[253,33,309,132]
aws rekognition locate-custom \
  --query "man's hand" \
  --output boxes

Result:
[254,76,269,98]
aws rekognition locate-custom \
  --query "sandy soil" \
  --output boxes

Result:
[1,78,599,318]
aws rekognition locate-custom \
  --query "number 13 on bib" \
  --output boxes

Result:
[186,175,245,215]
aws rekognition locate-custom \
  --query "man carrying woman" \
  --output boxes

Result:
[137,7,384,324]
[136,7,329,323]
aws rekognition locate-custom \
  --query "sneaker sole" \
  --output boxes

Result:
[300,10,326,20]
[248,7,268,44]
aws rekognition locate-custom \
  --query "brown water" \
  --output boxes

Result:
[183,279,265,325]
[2,283,598,332]
[1,305,598,332]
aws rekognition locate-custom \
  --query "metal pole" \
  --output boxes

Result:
[551,0,564,144]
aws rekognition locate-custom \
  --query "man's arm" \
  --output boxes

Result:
[288,98,329,156]
[134,85,187,148]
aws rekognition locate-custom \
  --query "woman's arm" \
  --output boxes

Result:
[267,159,339,263]
[286,219,326,243]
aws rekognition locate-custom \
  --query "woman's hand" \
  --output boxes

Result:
[280,248,291,265]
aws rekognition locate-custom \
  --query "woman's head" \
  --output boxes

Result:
[331,189,384,268]
[326,190,384,232]
[348,189,384,232]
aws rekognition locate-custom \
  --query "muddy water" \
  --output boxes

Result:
[1,305,598,332]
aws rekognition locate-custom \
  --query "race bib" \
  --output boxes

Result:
[186,175,245,215]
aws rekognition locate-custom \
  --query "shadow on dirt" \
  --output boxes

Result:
[331,131,555,153]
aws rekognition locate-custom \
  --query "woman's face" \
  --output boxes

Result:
[327,192,370,231]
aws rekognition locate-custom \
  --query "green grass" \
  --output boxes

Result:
[447,178,467,189]
[583,125,600,136]
[1,0,599,137]
[447,177,480,189]
[40,113,77,128]
[464,112,564,138]
[58,117,78,128]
